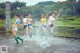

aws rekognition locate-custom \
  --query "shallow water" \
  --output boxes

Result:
[0,34,80,53]
[0,25,80,53]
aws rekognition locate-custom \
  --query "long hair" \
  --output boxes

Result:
[15,14,23,22]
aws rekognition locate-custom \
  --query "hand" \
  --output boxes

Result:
[59,9,63,12]
[49,11,51,13]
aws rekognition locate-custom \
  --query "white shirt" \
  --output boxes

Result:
[48,16,55,24]
[23,18,28,25]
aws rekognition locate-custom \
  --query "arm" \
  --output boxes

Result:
[12,22,16,30]
[28,18,32,23]
[55,9,62,18]
[55,12,60,18]
[45,11,51,17]
[20,17,23,23]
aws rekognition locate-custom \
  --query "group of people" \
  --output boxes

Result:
[40,9,62,33]
[12,14,33,44]
[12,9,62,44]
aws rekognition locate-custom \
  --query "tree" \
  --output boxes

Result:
[0,2,5,9]
[11,1,26,10]
[0,8,5,19]
[67,0,76,2]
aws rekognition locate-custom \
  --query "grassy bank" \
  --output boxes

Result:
[0,19,5,32]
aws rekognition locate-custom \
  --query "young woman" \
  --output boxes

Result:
[12,15,23,44]
[23,14,29,35]
[40,11,51,32]
[27,14,33,32]
[48,9,62,34]
[40,14,47,32]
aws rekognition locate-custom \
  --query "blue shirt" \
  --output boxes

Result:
[16,19,22,24]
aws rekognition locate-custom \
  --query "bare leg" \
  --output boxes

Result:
[24,27,28,36]
[12,30,17,36]
[50,27,54,34]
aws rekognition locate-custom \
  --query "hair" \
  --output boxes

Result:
[15,14,23,22]
[24,14,29,18]
[15,15,20,18]
[51,11,55,14]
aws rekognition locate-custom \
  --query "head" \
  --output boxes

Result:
[41,14,45,18]
[15,15,20,19]
[51,12,56,17]
[24,14,28,18]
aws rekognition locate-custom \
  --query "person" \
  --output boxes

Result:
[48,9,62,34]
[27,14,33,33]
[40,11,51,32]
[12,22,18,35]
[12,15,23,44]
[40,14,47,32]
[23,14,29,35]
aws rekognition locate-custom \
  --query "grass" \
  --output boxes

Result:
[0,19,6,28]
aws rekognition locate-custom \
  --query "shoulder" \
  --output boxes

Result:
[49,16,52,17]
[16,19,20,21]
[23,18,28,20]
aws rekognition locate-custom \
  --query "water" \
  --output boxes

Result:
[0,26,80,53]
[0,35,80,53]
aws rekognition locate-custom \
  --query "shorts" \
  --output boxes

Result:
[28,24,32,27]
[24,25,28,28]
[24,24,32,28]
[49,24,54,27]
[42,24,46,28]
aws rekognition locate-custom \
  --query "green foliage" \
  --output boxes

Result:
[14,1,62,19]
[36,1,56,7]
[0,8,5,19]
[11,1,26,10]
[0,1,26,19]
[0,19,6,28]
[55,16,80,26]
[0,2,5,9]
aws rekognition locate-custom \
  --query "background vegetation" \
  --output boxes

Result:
[0,0,80,37]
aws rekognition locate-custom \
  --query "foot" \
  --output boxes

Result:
[21,39,23,43]
[15,42,19,44]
